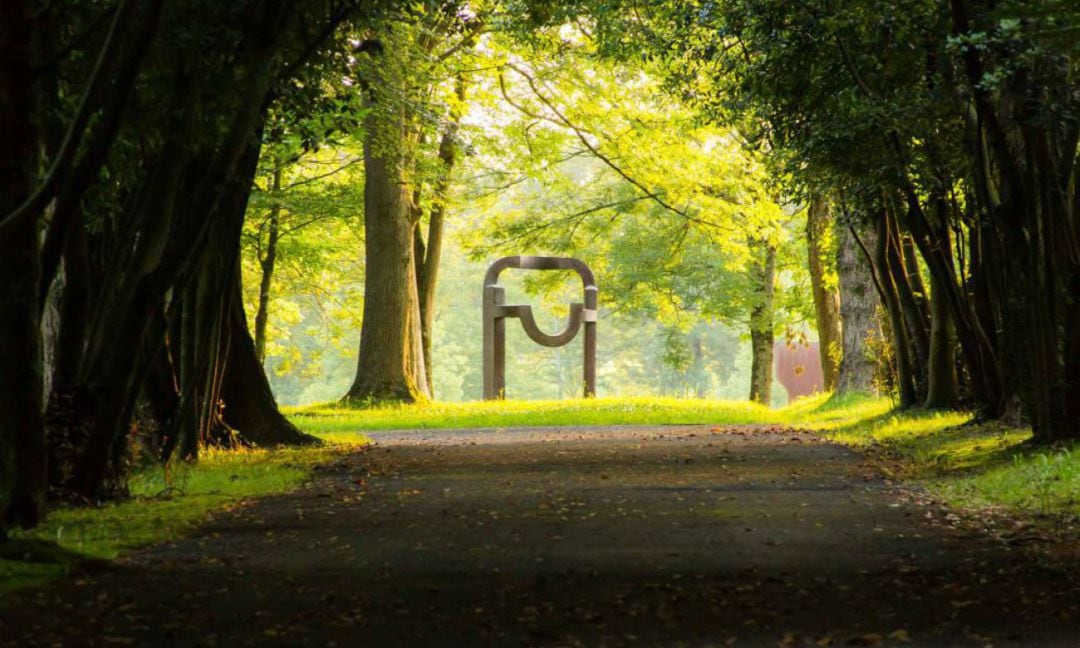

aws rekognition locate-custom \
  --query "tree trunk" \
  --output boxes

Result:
[924,273,958,409]
[0,214,47,531]
[0,0,47,530]
[73,78,274,495]
[923,209,958,409]
[875,210,918,407]
[415,78,464,397]
[347,98,429,403]
[253,164,282,365]
[901,185,1006,417]
[691,333,707,398]
[1062,273,1080,435]
[885,213,930,401]
[836,220,881,394]
[806,194,841,390]
[221,271,317,446]
[748,243,776,404]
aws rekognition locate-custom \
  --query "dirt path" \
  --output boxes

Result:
[2,426,1078,647]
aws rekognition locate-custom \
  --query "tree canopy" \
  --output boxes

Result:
[2,0,1076,538]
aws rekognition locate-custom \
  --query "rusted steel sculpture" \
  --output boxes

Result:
[483,256,597,399]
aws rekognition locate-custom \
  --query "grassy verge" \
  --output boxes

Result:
[284,396,782,433]
[1,433,368,597]
[783,393,1079,520]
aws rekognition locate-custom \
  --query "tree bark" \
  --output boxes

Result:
[748,243,776,404]
[946,0,1059,430]
[221,271,317,446]
[806,194,841,390]
[0,208,47,531]
[253,164,282,364]
[836,220,881,394]
[1062,273,1080,434]
[347,93,429,403]
[875,209,918,407]
[0,0,47,530]
[924,271,958,408]
[71,46,279,494]
[922,202,958,409]
[885,212,930,401]
[415,78,464,397]
[0,2,363,522]
[900,184,1005,416]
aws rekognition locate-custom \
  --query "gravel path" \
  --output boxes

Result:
[2,425,1078,647]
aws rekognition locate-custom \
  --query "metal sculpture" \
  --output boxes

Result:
[482,256,597,400]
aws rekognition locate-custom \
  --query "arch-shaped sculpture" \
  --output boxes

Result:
[482,256,597,399]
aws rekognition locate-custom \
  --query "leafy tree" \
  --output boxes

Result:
[0,0,385,532]
[338,3,483,403]
[545,0,1079,439]
[457,26,810,402]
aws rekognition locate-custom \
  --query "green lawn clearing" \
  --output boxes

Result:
[284,396,783,433]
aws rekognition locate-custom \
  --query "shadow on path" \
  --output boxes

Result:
[2,425,1077,646]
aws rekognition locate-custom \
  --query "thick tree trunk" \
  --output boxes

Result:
[253,165,282,365]
[222,272,317,446]
[806,195,841,390]
[1,2,358,515]
[944,0,1042,424]
[0,0,47,530]
[1062,273,1080,435]
[924,226,958,409]
[836,220,881,394]
[347,102,429,403]
[0,219,47,530]
[748,244,776,404]
[74,85,273,494]
[902,186,1005,417]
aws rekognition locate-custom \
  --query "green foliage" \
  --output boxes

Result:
[241,146,366,393]
[457,24,811,343]
[240,9,830,407]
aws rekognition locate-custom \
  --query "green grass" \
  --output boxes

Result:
[284,396,783,433]
[1,433,368,597]
[777,392,1079,519]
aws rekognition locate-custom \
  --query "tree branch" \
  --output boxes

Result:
[501,62,726,231]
